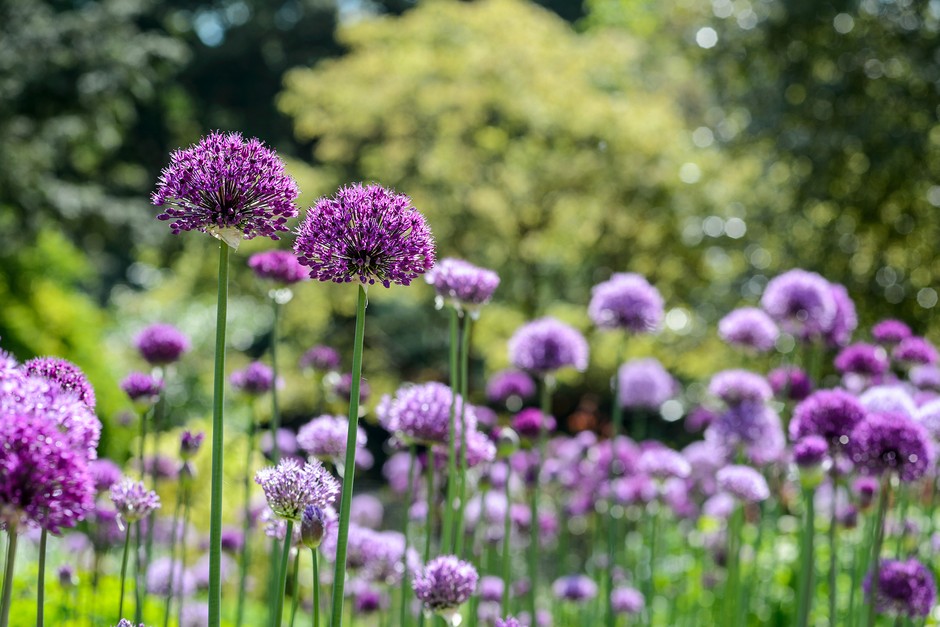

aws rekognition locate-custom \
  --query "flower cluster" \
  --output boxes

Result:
[248,250,308,284]
[109,478,161,524]
[255,458,341,521]
[424,257,500,317]
[135,323,191,366]
[508,317,589,374]
[412,555,478,614]
[588,272,663,333]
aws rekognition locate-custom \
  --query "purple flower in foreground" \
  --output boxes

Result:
[425,257,500,317]
[618,358,676,410]
[135,323,190,366]
[413,556,478,615]
[718,307,779,352]
[230,361,275,396]
[377,382,476,445]
[588,272,664,333]
[120,372,164,408]
[790,389,867,448]
[294,183,435,287]
[255,458,341,521]
[848,412,933,482]
[248,250,308,285]
[706,402,785,465]
[893,337,938,367]
[299,345,341,372]
[872,320,912,345]
[863,558,936,618]
[152,131,299,244]
[552,574,599,603]
[508,317,589,374]
[767,366,813,401]
[760,269,837,340]
[610,586,645,615]
[708,370,772,406]
[23,356,96,409]
[716,465,770,502]
[486,370,536,404]
[109,478,161,524]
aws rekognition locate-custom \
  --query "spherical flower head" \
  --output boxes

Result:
[0,413,95,533]
[179,430,205,460]
[511,408,556,441]
[863,558,936,618]
[508,317,589,374]
[705,402,785,465]
[152,131,299,246]
[872,319,912,345]
[716,465,769,502]
[230,361,276,396]
[88,458,123,493]
[425,257,500,318]
[109,478,160,524]
[377,382,477,445]
[485,370,536,404]
[718,307,779,353]
[254,458,341,521]
[248,250,308,285]
[120,372,164,408]
[350,493,384,529]
[760,269,837,341]
[588,273,664,333]
[297,414,367,462]
[23,357,96,409]
[852,476,879,510]
[859,385,917,419]
[708,370,772,406]
[413,555,478,615]
[135,323,191,366]
[790,389,867,448]
[331,373,371,404]
[610,586,645,615]
[552,574,599,603]
[637,447,691,480]
[834,343,889,378]
[618,358,676,410]
[767,366,813,401]
[910,364,940,391]
[479,576,505,603]
[294,183,435,287]
[892,336,938,368]
[848,412,934,482]
[301,504,326,549]
[434,429,496,469]
[495,618,523,627]
[352,585,388,614]
[793,435,829,468]
[299,345,341,372]
[825,283,857,347]
[146,556,196,597]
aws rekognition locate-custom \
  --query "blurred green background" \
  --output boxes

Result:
[3,0,938,455]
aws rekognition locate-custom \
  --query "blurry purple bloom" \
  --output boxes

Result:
[248,250,308,284]
[377,382,476,445]
[793,436,829,468]
[220,527,244,553]
[299,345,341,372]
[413,556,478,614]
[718,307,779,352]
[352,584,388,614]
[88,459,123,493]
[109,478,160,524]
[511,408,556,441]
[479,575,504,603]
[473,405,498,430]
[760,269,837,340]
[120,372,163,407]
[848,412,933,482]
[893,337,938,367]
[230,361,275,395]
[147,556,196,597]
[706,402,785,464]
[910,364,940,390]
[294,183,434,287]
[618,358,676,410]
[297,414,367,462]
[708,370,772,406]
[859,385,917,419]
[638,447,691,480]
[435,430,496,469]
[255,458,341,520]
[58,564,77,588]
[179,601,210,627]
[834,343,889,377]
[610,586,645,615]
[685,406,717,433]
[703,492,736,519]
[852,476,879,510]
[588,273,664,333]
[872,320,912,345]
[716,465,770,502]
[180,430,205,460]
[863,558,936,618]
[508,317,589,374]
[790,389,867,448]
[331,373,370,404]
[767,366,813,401]
[382,451,418,495]
[496,617,523,627]
[552,574,599,603]
[260,428,298,459]
[349,494,384,530]
[825,283,857,347]
[23,356,96,409]
[486,370,536,404]
[425,257,500,317]
[153,131,299,244]
[135,323,191,366]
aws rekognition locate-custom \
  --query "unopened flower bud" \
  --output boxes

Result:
[301,504,325,550]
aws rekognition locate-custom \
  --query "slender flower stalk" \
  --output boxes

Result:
[528,375,554,620]
[36,529,47,627]
[796,487,815,627]
[400,445,418,627]
[312,551,320,627]
[455,315,472,557]
[118,524,132,622]
[274,521,295,627]
[827,470,839,621]
[441,309,460,554]
[866,476,891,627]
[0,527,16,627]
[288,550,301,627]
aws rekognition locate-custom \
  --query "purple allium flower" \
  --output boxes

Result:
[872,320,912,345]
[294,183,435,287]
[685,406,717,432]
[349,493,384,530]
[58,564,77,588]
[230,361,275,395]
[716,465,770,502]
[180,430,205,460]
[152,131,299,244]
[297,414,367,462]
[718,307,779,352]
[0,413,95,534]
[552,574,599,603]
[331,373,370,404]
[893,337,939,367]
[825,283,857,347]
[135,323,191,366]
[377,382,476,446]
[859,385,917,419]
[705,402,785,465]
[790,390,867,448]
[848,412,934,482]
[617,358,676,410]
[852,476,879,510]
[299,345,341,372]
[413,555,478,614]
[486,370,536,404]
[146,556,197,597]
[255,458,341,521]
[352,584,388,614]
[22,357,97,409]
[863,558,936,618]
[760,269,837,340]
[114,620,144,627]
[508,317,589,374]
[511,408,556,441]
[767,366,813,401]
[435,430,497,470]
[88,458,123,493]
[425,257,500,317]
[120,372,163,407]
[910,365,940,390]
[708,370,772,406]
[703,492,736,519]
[220,527,244,553]
[179,602,210,627]
[835,343,889,377]
[109,478,161,524]
[248,250,308,285]
[588,273,664,333]
[301,504,326,549]
[793,436,829,468]
[260,428,298,459]
[638,447,691,479]
[496,618,523,627]
[610,586,645,615]
[479,576,504,603]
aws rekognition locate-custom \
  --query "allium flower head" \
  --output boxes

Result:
[152,131,299,246]
[859,385,917,419]
[434,430,496,469]
[853,476,879,510]
[511,408,556,441]
[910,365,940,390]
[708,370,772,406]
[835,343,889,377]
[793,436,829,468]
[88,459,123,493]
[120,372,163,407]
[179,430,205,460]
[485,370,536,404]
[230,361,275,395]
[294,183,435,287]
[299,345,341,372]
[872,320,912,345]
[618,358,676,410]
[588,272,664,333]
[255,458,340,521]
[135,324,191,366]
[413,555,478,615]
[863,558,936,618]
[377,382,476,445]
[297,414,367,462]
[790,390,867,448]
[718,307,779,352]
[114,620,144,627]
[848,412,934,482]
[706,402,785,465]
[638,447,691,479]
[716,465,770,502]
[23,357,96,409]
[331,373,371,404]
[301,504,326,549]
[825,283,858,347]
[892,337,939,367]
[552,574,599,603]
[767,366,813,401]
[496,619,523,627]
[508,317,589,374]
[760,269,837,340]
[610,586,645,615]
[248,250,308,284]
[425,257,500,318]
[109,478,160,524]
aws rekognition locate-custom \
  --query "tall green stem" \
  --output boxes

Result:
[424,449,436,564]
[208,241,230,627]
[163,485,185,627]
[312,551,320,627]
[502,466,513,614]
[289,550,301,627]
[866,476,891,627]
[528,376,553,621]
[828,471,840,621]
[606,343,624,627]
[400,446,417,627]
[118,525,132,622]
[796,487,816,627]
[36,529,46,627]
[329,284,368,627]
[274,521,295,627]
[455,316,472,557]
[1,528,18,627]
[135,521,144,625]
[441,309,460,554]
[237,413,258,627]
[271,299,283,463]
[177,485,192,627]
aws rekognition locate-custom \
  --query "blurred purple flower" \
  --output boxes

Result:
[716,465,769,503]
[618,358,676,410]
[425,257,500,318]
[109,478,160,524]
[863,558,936,618]
[893,336,938,367]
[297,414,367,462]
[23,356,96,409]
[299,345,341,372]
[508,317,589,374]
[872,320,912,346]
[825,282,857,347]
[377,382,476,446]
[790,389,867,448]
[413,555,478,614]
[708,370,772,406]
[248,250,308,284]
[848,412,933,482]
[486,370,536,404]
[552,574,599,603]
[610,586,645,615]
[859,385,917,419]
[718,307,779,352]
[135,323,191,366]
[760,269,837,341]
[588,273,664,333]
[230,361,276,396]
[120,372,163,408]
[767,366,813,401]
[834,343,889,377]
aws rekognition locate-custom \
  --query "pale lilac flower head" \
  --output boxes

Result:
[835,343,889,377]
[146,556,197,597]
[294,183,435,287]
[508,317,589,374]
[853,476,879,510]
[135,324,190,366]
[767,366,813,401]
[872,320,912,345]
[863,558,936,618]
[848,412,934,482]
[377,382,476,445]
[706,403,785,464]
[760,269,837,340]
[434,430,496,469]
[114,620,143,627]
[230,361,275,396]
[486,370,536,404]
[588,273,664,333]
[152,131,299,244]
[708,370,772,406]
[496,618,523,627]
[825,283,857,347]
[180,431,205,460]
[23,357,96,409]
[790,390,867,448]
[349,494,384,529]
[299,345,341,372]
[859,385,917,419]
[248,250,308,284]
[917,399,940,441]
[910,365,940,391]
[638,447,691,480]
[297,414,367,462]
[120,372,163,407]
[425,257,500,317]
[610,586,645,615]
[479,576,504,603]
[893,337,939,368]
[552,574,599,603]
[716,465,770,502]
[718,307,779,352]
[109,478,161,524]
[793,436,829,468]
[88,459,123,493]
[413,555,478,614]
[618,358,676,410]
[255,458,341,521]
